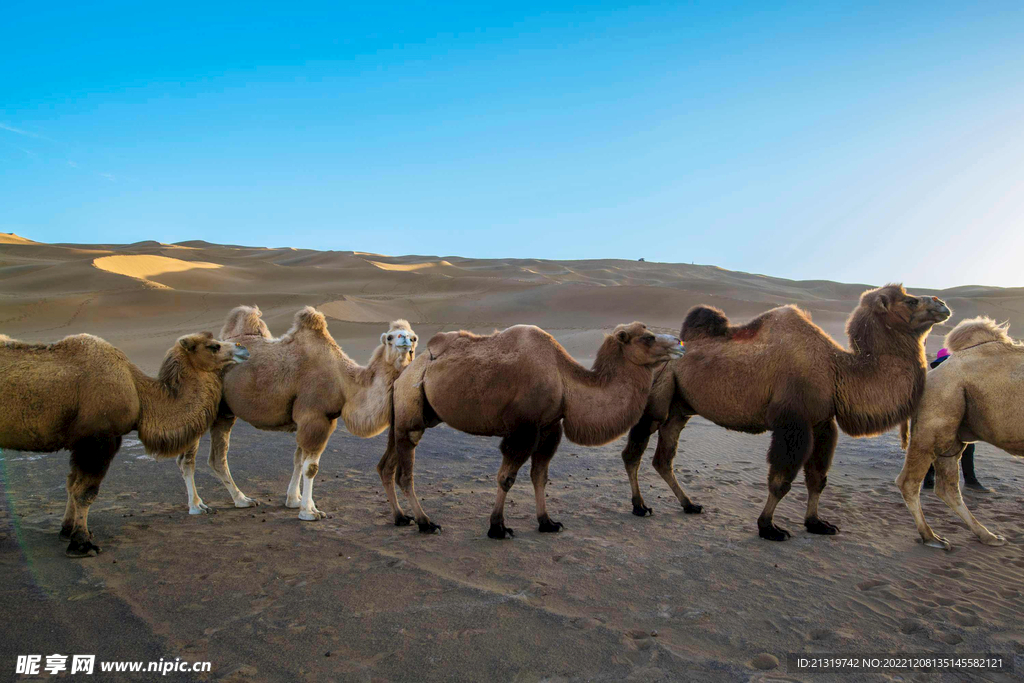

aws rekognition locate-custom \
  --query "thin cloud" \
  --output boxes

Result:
[0,122,51,141]
[67,160,78,168]
[98,172,116,182]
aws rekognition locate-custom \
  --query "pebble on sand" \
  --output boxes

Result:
[750,653,779,670]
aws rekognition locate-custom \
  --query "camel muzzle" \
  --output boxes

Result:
[233,346,250,362]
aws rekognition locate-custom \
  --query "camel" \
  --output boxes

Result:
[189,305,417,521]
[895,317,1022,550]
[378,322,685,539]
[620,284,950,541]
[0,332,248,557]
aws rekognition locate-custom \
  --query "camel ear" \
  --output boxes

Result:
[381,332,388,346]
[876,293,890,312]
[178,337,197,353]
[616,330,630,344]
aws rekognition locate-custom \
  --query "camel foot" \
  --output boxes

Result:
[632,503,653,517]
[298,507,327,521]
[923,535,952,550]
[804,516,839,535]
[285,497,301,509]
[394,514,414,526]
[417,521,442,534]
[964,480,990,493]
[59,525,74,541]
[189,501,214,515]
[487,523,515,540]
[66,537,100,558]
[234,495,259,508]
[758,521,791,542]
[980,534,1007,547]
[538,519,564,533]
[683,502,703,514]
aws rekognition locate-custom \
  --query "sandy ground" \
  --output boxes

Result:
[2,234,1024,681]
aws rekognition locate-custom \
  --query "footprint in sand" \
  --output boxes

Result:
[939,633,963,645]
[935,596,956,606]
[951,610,980,627]
[856,579,888,591]
[899,618,925,634]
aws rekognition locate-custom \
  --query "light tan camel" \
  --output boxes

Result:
[896,316,1021,550]
[620,284,950,541]
[378,322,685,538]
[0,332,248,557]
[184,305,417,520]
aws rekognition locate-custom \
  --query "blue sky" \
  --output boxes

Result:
[2,2,1022,288]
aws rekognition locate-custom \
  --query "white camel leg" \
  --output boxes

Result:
[286,445,304,508]
[298,448,327,521]
[177,441,211,515]
[934,456,1006,547]
[208,414,258,508]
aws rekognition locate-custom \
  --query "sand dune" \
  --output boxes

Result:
[93,254,223,289]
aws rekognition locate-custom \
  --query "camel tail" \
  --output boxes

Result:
[680,305,730,341]
[945,316,1015,352]
[220,304,272,340]
[899,419,910,450]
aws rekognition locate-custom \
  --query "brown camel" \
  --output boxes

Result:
[0,332,248,557]
[378,322,685,538]
[896,317,1021,550]
[620,284,950,541]
[191,305,417,520]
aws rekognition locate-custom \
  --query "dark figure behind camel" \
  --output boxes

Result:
[621,284,950,541]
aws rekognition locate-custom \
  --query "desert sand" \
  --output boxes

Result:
[2,234,1023,681]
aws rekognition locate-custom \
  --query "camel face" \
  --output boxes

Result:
[177,332,250,372]
[381,325,418,369]
[864,284,951,332]
[612,322,685,366]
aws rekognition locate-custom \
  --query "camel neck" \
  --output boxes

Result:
[132,360,222,457]
[560,339,652,446]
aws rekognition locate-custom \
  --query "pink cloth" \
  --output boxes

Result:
[936,347,950,359]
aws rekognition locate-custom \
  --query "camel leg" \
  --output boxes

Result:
[285,446,305,508]
[757,420,812,541]
[60,469,80,541]
[803,418,839,534]
[176,440,211,515]
[394,428,440,533]
[652,415,702,514]
[933,456,1006,547]
[208,414,258,508]
[292,416,335,521]
[621,416,655,516]
[488,426,539,540]
[895,442,949,549]
[376,424,414,526]
[531,423,564,533]
[65,435,121,558]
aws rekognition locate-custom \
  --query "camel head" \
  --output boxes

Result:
[857,284,951,335]
[611,322,685,366]
[175,332,250,373]
[380,319,418,369]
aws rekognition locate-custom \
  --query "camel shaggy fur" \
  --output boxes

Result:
[191,305,417,520]
[621,284,950,541]
[896,316,1022,550]
[0,332,248,557]
[379,322,685,538]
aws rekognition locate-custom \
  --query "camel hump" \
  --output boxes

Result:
[221,304,272,340]
[426,329,485,359]
[681,305,730,341]
[945,316,1016,352]
[292,306,329,334]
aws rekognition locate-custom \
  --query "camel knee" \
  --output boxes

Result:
[305,462,319,479]
[499,474,517,492]
[768,479,791,499]
[74,484,100,507]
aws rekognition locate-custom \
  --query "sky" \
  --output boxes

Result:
[2,2,1023,289]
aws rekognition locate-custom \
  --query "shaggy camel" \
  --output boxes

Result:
[191,305,417,520]
[378,322,685,538]
[896,317,1021,550]
[620,284,950,541]
[0,332,248,557]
